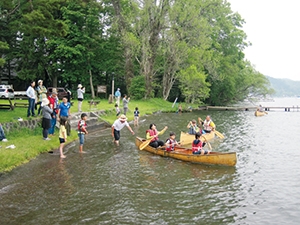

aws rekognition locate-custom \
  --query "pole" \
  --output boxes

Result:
[172,97,178,108]
[112,73,114,98]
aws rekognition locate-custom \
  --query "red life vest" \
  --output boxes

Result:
[147,129,158,142]
[192,139,203,152]
[165,138,176,151]
[78,120,87,133]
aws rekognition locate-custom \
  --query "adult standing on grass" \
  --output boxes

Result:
[122,94,130,115]
[48,90,59,136]
[115,88,121,106]
[111,114,135,146]
[77,84,85,112]
[36,80,47,116]
[57,97,71,136]
[41,98,53,141]
[26,81,36,118]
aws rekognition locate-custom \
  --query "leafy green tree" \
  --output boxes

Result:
[128,76,145,100]
[178,65,210,104]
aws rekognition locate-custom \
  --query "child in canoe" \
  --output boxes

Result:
[165,132,180,152]
[192,132,210,155]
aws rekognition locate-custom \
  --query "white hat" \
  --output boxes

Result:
[78,84,83,88]
[38,80,43,84]
[119,114,127,122]
[41,98,49,107]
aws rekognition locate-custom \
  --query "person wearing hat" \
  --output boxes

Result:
[114,88,121,106]
[48,90,59,136]
[41,98,53,140]
[36,80,47,115]
[77,84,85,112]
[111,114,134,146]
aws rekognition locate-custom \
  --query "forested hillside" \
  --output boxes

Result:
[0,0,273,105]
[267,76,300,97]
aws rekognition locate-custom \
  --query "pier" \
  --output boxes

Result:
[198,106,300,112]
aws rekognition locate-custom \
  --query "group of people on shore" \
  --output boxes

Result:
[24,80,89,158]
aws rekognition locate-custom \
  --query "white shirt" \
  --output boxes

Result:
[112,119,129,131]
[26,86,36,99]
[77,88,85,99]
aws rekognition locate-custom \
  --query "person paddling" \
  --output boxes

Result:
[146,124,168,148]
[192,132,210,155]
[165,132,180,151]
[199,115,215,133]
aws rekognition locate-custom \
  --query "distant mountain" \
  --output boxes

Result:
[266,76,300,97]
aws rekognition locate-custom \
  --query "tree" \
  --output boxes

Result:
[178,65,210,104]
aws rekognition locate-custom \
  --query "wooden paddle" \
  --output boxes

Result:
[139,138,152,150]
[202,135,212,150]
[214,130,225,139]
[139,126,168,150]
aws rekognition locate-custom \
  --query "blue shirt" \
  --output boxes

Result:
[59,102,71,117]
[115,90,121,97]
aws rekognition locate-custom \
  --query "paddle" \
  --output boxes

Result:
[214,130,224,139]
[139,138,152,150]
[201,135,212,150]
[139,126,168,150]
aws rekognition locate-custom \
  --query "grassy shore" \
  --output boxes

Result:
[0,98,197,173]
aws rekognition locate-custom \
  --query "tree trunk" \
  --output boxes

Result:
[89,69,95,99]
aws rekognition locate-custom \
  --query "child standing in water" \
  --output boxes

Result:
[134,107,140,126]
[115,103,120,117]
[59,117,67,158]
[78,113,88,153]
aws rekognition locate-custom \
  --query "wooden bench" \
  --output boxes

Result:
[0,99,14,110]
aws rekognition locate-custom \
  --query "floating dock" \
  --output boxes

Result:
[198,106,300,112]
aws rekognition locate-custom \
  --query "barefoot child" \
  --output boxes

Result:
[59,117,67,158]
[134,107,140,126]
[78,113,88,153]
[115,103,120,117]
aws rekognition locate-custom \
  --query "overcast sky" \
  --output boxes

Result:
[228,0,300,81]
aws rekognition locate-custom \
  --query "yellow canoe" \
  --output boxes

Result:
[179,131,215,146]
[135,137,237,167]
[255,110,267,116]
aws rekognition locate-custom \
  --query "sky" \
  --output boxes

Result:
[228,0,300,81]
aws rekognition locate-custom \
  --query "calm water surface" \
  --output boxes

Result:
[0,98,300,224]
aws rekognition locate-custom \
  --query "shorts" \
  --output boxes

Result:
[134,116,139,120]
[78,133,85,145]
[113,129,120,141]
[59,138,65,144]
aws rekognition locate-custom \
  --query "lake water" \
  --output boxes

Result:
[1,98,300,224]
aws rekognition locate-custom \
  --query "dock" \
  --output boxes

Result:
[198,106,300,112]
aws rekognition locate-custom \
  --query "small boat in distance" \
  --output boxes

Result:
[255,110,268,117]
[135,137,237,167]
